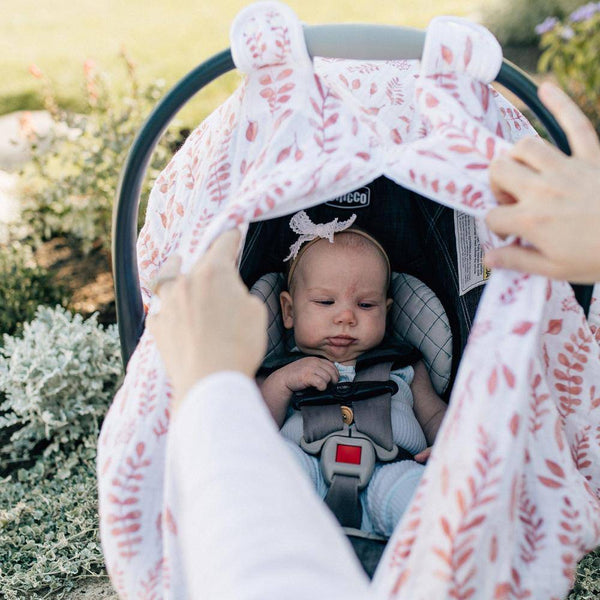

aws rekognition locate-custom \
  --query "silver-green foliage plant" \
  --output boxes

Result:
[482,0,583,46]
[0,456,106,599]
[568,547,600,599]
[20,51,179,254]
[0,305,122,471]
[537,2,600,132]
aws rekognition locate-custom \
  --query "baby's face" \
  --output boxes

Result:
[280,238,391,365]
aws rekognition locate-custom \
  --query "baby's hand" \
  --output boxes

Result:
[280,357,339,392]
[414,447,432,464]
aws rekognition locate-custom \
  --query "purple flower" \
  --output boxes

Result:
[535,16,559,35]
[561,25,575,39]
[569,2,600,22]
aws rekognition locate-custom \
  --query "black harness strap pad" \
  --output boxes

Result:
[353,361,394,451]
[302,404,344,443]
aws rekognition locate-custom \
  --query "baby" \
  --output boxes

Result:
[259,225,447,537]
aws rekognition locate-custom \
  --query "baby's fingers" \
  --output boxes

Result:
[308,372,332,391]
[414,447,432,463]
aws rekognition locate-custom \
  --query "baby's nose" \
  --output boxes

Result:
[334,307,356,325]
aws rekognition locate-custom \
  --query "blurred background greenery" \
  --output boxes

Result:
[2,0,485,126]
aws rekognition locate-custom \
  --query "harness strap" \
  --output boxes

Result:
[353,361,394,451]
[325,475,362,529]
[302,404,343,442]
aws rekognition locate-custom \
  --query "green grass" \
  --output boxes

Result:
[2,0,482,128]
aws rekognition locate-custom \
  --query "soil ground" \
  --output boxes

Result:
[34,237,116,326]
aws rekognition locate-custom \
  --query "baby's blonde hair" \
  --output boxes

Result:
[287,229,391,293]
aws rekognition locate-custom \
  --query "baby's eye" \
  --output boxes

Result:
[314,300,334,305]
[358,302,375,309]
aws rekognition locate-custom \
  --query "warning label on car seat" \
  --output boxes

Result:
[454,211,490,296]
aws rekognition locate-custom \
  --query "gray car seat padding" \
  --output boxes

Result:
[250,272,452,395]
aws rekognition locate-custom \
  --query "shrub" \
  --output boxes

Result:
[0,243,68,339]
[0,305,122,472]
[0,450,105,599]
[536,2,600,131]
[19,51,180,254]
[482,0,583,46]
[569,547,600,599]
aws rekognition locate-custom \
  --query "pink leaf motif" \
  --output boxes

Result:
[488,368,498,394]
[464,37,473,68]
[278,82,294,94]
[277,68,293,80]
[547,319,563,335]
[391,128,402,144]
[276,147,291,164]
[260,88,275,99]
[486,137,495,160]
[449,144,474,154]
[503,365,516,388]
[513,321,534,335]
[246,120,258,142]
[538,476,563,489]
[509,414,520,436]
[324,113,339,128]
[425,93,439,108]
[441,45,453,65]
[334,163,351,182]
[545,460,565,479]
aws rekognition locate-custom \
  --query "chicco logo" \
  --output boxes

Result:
[325,187,371,209]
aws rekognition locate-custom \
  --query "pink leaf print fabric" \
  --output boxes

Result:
[98,2,600,598]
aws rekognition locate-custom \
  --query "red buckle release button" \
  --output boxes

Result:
[336,444,362,465]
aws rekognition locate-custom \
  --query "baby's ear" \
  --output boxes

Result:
[386,297,393,311]
[280,291,294,329]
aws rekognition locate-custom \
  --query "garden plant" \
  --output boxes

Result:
[536,1,600,132]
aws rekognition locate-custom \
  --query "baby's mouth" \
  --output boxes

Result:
[327,336,356,347]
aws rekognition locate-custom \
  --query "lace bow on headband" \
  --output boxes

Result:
[284,210,357,262]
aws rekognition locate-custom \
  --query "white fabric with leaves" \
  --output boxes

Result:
[97,3,600,599]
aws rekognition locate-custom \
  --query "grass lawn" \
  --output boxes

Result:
[2,0,482,128]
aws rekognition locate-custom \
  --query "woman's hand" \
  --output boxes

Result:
[485,82,600,283]
[147,229,267,409]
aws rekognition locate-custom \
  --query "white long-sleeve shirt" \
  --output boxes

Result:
[168,371,380,599]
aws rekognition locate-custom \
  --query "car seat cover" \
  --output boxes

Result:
[98,3,600,599]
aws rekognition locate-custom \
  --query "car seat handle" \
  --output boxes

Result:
[305,24,425,60]
[113,25,591,367]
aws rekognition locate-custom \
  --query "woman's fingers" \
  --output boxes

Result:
[152,254,183,295]
[201,228,242,271]
[485,203,532,238]
[538,82,600,164]
[488,154,540,201]
[484,245,560,279]
[508,136,566,173]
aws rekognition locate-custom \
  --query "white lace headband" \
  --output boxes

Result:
[284,210,391,287]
